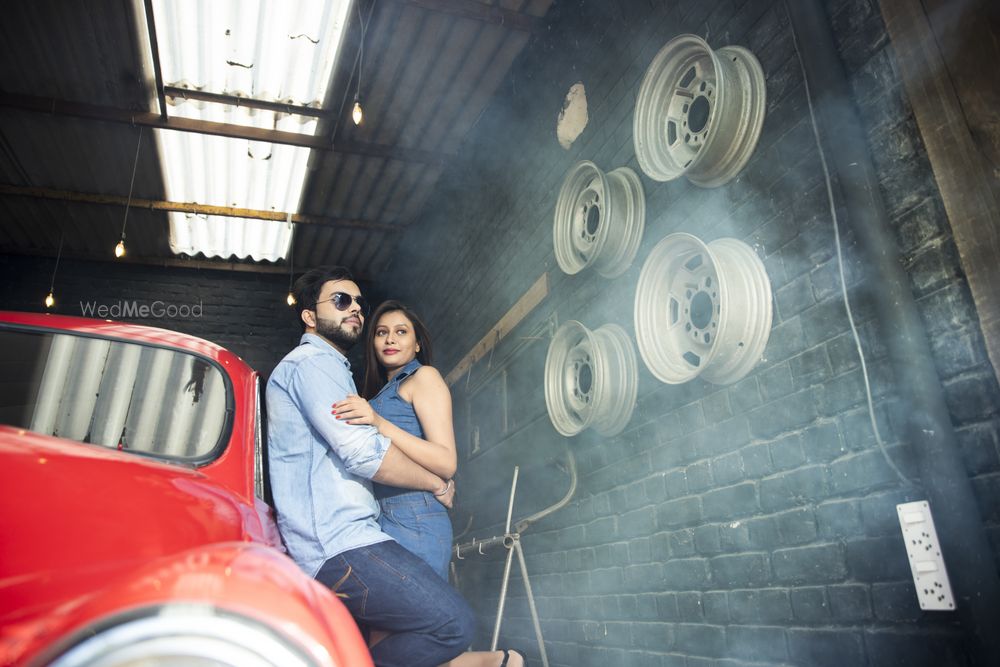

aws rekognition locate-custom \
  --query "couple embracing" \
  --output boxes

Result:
[267,265,524,667]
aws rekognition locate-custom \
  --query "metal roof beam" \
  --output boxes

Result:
[396,0,546,34]
[0,93,448,166]
[0,184,400,233]
[163,86,332,119]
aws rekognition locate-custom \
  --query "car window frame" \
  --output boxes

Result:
[0,321,236,468]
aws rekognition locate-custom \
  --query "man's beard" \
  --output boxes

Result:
[316,316,361,350]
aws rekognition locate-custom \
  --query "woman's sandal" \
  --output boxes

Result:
[499,649,524,666]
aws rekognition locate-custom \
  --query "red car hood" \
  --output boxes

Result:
[0,426,277,624]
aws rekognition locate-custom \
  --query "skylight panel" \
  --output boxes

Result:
[148,0,351,261]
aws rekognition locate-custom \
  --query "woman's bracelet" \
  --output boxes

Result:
[433,479,454,497]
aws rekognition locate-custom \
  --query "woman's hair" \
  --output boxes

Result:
[360,300,434,398]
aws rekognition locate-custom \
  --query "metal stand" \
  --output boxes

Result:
[452,449,577,667]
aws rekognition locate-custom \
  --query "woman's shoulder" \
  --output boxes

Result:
[411,364,446,386]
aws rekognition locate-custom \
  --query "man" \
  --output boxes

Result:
[267,265,475,667]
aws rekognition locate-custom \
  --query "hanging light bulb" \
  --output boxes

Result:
[44,292,55,309]
[286,292,297,306]
[115,239,126,258]
[352,97,363,125]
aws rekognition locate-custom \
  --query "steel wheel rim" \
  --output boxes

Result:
[553,162,645,278]
[545,321,637,437]
[633,35,766,187]
[634,233,772,385]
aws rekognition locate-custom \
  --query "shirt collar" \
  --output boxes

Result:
[300,332,351,369]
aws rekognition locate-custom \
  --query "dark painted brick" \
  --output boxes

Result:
[789,345,833,388]
[703,590,729,623]
[864,628,971,666]
[860,492,909,536]
[729,375,763,412]
[656,592,680,622]
[828,583,873,621]
[872,581,922,621]
[702,482,759,520]
[619,507,657,537]
[788,628,864,667]
[775,507,818,545]
[790,586,830,622]
[657,496,703,529]
[830,449,902,494]
[740,443,773,477]
[719,520,752,552]
[694,525,722,555]
[702,389,733,423]
[769,432,806,470]
[758,362,795,401]
[846,536,911,581]
[674,624,726,658]
[773,543,847,583]
[676,591,703,620]
[802,421,848,462]
[747,515,781,550]
[685,460,713,493]
[630,537,652,564]
[800,298,851,348]
[712,451,745,486]
[760,465,829,511]
[955,422,1000,476]
[726,625,789,662]
[729,588,792,624]
[668,529,696,558]
[816,499,864,539]
[776,272,816,320]
[662,558,711,590]
[748,389,819,439]
[944,374,1000,424]
[710,553,770,587]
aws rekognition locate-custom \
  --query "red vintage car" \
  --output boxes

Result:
[0,311,372,667]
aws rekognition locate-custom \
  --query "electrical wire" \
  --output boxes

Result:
[785,2,915,487]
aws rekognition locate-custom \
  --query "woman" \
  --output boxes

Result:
[333,301,524,667]
[335,299,455,579]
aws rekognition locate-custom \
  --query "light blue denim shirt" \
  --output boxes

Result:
[266,333,392,576]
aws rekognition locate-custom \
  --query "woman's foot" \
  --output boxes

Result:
[499,649,524,667]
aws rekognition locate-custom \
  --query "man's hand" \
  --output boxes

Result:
[433,479,455,509]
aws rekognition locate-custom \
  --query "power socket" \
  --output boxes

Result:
[896,500,955,611]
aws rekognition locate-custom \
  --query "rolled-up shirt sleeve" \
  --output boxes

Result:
[288,356,389,479]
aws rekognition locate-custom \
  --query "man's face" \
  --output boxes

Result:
[309,279,365,352]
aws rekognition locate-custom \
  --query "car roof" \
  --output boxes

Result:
[0,310,245,368]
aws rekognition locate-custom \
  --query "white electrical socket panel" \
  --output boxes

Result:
[896,500,955,611]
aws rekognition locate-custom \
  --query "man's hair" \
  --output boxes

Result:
[360,299,434,399]
[292,265,355,325]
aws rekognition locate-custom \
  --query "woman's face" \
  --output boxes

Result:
[373,310,420,371]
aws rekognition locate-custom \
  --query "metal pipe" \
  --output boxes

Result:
[515,540,549,667]
[503,466,519,534]
[516,448,577,533]
[489,544,516,651]
[142,0,168,121]
[784,1,1000,661]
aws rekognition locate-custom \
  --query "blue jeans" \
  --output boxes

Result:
[379,491,453,580]
[316,540,475,667]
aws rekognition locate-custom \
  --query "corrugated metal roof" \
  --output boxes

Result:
[0,0,553,277]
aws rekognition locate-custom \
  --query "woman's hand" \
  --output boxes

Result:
[332,394,383,429]
[433,479,456,509]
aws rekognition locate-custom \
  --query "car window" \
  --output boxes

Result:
[0,328,228,461]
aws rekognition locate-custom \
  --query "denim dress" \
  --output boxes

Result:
[371,359,453,579]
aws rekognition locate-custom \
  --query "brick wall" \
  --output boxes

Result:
[388,0,999,664]
[0,254,304,378]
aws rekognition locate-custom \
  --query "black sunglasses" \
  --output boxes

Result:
[313,292,369,315]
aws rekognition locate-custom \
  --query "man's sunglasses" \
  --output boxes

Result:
[312,292,370,316]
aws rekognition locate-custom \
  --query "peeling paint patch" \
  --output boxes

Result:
[556,82,588,149]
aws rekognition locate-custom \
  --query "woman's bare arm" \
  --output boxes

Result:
[333,366,457,479]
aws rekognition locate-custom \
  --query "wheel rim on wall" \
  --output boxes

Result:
[633,34,766,187]
[634,233,772,385]
[553,160,645,278]
[544,320,637,437]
